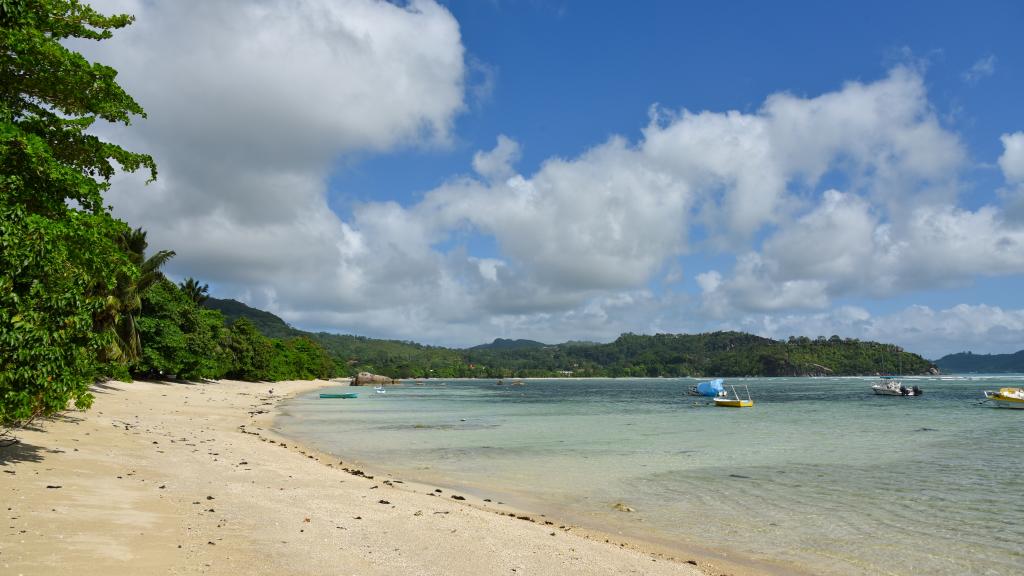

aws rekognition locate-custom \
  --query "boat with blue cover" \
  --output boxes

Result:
[688,378,727,397]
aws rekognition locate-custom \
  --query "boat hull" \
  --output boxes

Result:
[320,393,359,399]
[871,381,922,396]
[984,389,1024,409]
[989,398,1024,409]
[714,398,754,408]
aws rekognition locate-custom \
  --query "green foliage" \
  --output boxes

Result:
[267,336,334,381]
[180,277,209,305]
[225,318,273,381]
[1,0,153,428]
[0,204,130,425]
[130,283,333,383]
[134,279,229,380]
[93,226,174,366]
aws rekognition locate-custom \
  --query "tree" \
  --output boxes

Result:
[180,277,209,305]
[226,318,273,381]
[1,0,154,429]
[134,279,229,380]
[94,227,175,367]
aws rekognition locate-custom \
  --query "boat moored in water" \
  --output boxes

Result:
[983,387,1024,409]
[871,376,922,396]
[713,384,754,408]
[688,378,728,397]
[320,392,359,399]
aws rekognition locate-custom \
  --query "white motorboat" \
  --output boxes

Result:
[871,376,922,396]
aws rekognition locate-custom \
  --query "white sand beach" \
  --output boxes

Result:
[0,379,754,576]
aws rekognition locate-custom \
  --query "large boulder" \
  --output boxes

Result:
[354,372,395,386]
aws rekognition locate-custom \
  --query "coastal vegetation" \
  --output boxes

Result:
[208,299,937,380]
[0,0,334,430]
[1,0,153,428]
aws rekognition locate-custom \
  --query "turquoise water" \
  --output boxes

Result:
[274,377,1024,575]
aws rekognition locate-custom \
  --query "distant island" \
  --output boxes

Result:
[205,298,937,379]
[933,350,1024,373]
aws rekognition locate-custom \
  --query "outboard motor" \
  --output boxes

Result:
[912,386,922,396]
[900,385,909,396]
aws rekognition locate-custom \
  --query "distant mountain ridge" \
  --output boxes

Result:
[470,338,548,350]
[202,297,937,379]
[933,350,1024,373]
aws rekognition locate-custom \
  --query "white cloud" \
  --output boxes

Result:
[699,192,1024,316]
[998,132,1024,183]
[739,304,1024,359]
[962,54,997,84]
[472,135,521,181]
[73,0,468,319]
[69,7,1024,354]
[642,67,963,242]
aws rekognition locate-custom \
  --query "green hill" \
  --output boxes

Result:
[463,331,935,378]
[934,350,1024,373]
[201,298,936,379]
[470,338,548,350]
[203,297,299,340]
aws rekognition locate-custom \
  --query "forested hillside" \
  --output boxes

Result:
[934,350,1024,373]
[212,300,936,379]
[204,297,300,340]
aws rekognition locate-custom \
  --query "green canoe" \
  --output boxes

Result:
[320,392,359,399]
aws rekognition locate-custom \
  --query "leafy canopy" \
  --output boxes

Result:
[1,0,153,427]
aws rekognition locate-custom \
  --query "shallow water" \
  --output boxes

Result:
[275,376,1024,575]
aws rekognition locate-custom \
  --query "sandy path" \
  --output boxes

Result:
[0,379,726,576]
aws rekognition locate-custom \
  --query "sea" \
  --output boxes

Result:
[273,376,1023,575]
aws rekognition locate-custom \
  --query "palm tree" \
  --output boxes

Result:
[180,277,209,305]
[96,227,175,363]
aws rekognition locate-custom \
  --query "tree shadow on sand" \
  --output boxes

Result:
[90,380,125,395]
[0,438,45,466]
[1,412,84,461]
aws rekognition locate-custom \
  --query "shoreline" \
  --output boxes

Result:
[276,382,809,576]
[1,379,737,575]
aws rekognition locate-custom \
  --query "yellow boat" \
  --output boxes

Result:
[983,387,1024,409]
[713,384,754,408]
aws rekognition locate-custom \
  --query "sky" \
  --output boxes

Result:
[73,0,1024,358]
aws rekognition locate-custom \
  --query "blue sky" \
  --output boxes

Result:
[335,1,1020,202]
[84,0,1024,358]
